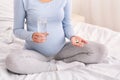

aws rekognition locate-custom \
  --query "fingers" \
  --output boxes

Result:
[33,32,48,37]
[71,39,82,47]
[77,36,87,44]
[32,32,48,43]
[33,36,46,42]
[72,41,84,47]
[33,38,46,43]
[81,39,88,44]
[71,36,88,47]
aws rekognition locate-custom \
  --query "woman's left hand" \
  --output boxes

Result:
[70,36,88,47]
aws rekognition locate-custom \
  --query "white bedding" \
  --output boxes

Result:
[0,22,120,80]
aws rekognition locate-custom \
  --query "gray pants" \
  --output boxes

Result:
[5,41,108,74]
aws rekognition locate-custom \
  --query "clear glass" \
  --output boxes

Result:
[37,17,47,33]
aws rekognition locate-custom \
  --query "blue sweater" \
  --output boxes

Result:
[14,0,75,56]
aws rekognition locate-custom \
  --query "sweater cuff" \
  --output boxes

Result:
[26,31,34,41]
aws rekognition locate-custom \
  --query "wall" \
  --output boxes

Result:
[72,0,80,14]
[72,0,120,32]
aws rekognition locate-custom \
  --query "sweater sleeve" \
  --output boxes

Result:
[62,0,75,40]
[13,0,34,41]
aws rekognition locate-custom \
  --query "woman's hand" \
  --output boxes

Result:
[70,36,88,47]
[32,32,48,43]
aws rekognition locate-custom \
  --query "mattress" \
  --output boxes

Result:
[0,22,120,80]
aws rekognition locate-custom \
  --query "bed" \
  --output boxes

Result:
[0,0,120,79]
[0,20,120,80]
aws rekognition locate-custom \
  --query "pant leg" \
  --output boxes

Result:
[55,41,108,64]
[5,49,57,74]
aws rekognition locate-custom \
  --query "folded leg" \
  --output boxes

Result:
[55,41,108,64]
[6,49,57,74]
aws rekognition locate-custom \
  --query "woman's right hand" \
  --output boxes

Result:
[32,32,48,43]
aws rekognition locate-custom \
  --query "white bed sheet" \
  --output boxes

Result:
[0,22,120,80]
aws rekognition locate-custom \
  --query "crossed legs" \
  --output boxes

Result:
[6,41,108,74]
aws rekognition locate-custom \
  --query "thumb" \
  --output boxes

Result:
[82,39,88,44]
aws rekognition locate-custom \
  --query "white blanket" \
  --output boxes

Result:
[0,22,120,80]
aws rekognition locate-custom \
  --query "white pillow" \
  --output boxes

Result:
[0,0,13,20]
[0,21,13,44]
[0,0,14,44]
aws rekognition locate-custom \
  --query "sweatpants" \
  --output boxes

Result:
[5,41,108,74]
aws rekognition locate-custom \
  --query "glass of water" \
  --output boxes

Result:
[37,17,47,33]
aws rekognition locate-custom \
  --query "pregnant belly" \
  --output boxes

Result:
[26,24,66,57]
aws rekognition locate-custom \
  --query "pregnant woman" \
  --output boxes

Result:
[6,0,108,74]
